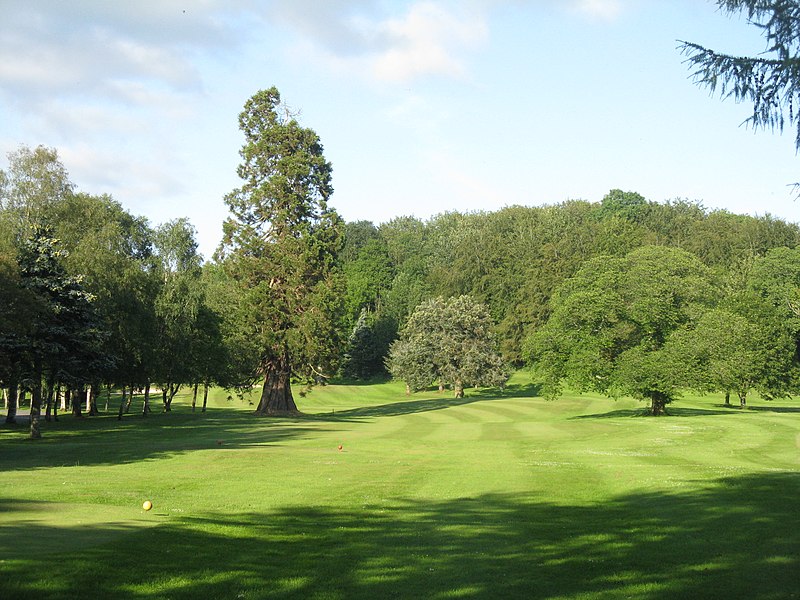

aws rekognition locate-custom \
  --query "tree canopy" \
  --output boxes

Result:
[388,295,507,398]
[219,87,344,414]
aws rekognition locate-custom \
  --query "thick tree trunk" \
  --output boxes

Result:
[5,381,18,424]
[255,356,298,415]
[201,383,209,412]
[162,388,169,412]
[454,380,464,398]
[649,392,668,416]
[191,383,198,412]
[724,391,731,406]
[738,391,747,408]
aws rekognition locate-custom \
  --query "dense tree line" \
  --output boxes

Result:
[5,87,800,436]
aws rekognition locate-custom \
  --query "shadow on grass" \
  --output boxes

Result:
[0,408,325,472]
[573,405,742,420]
[0,472,797,599]
[309,382,543,422]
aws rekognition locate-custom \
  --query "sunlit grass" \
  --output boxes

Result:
[1,373,798,598]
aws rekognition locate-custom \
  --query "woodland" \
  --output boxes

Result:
[4,0,800,435]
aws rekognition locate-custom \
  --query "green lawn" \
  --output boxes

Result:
[1,374,798,599]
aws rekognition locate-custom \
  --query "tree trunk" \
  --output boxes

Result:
[649,392,668,416]
[454,380,464,398]
[53,383,59,421]
[118,386,127,420]
[405,383,410,396]
[5,381,18,424]
[724,391,731,406]
[162,388,169,412]
[255,355,298,415]
[44,379,54,422]
[201,383,209,412]
[142,382,151,416]
[64,388,71,415]
[72,386,84,418]
[125,385,134,412]
[88,385,99,416]
[738,391,747,408]
[29,361,43,439]
[104,385,112,412]
[191,383,198,412]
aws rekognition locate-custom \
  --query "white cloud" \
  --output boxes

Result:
[569,0,625,21]
[281,1,488,84]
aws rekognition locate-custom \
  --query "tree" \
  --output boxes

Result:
[388,295,507,398]
[526,246,717,415]
[16,222,102,437]
[665,308,787,407]
[680,1,800,150]
[152,218,204,411]
[219,87,344,414]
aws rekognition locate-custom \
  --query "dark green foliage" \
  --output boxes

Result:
[680,0,800,149]
[340,309,394,379]
[219,87,344,413]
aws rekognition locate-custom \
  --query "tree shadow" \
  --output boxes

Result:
[745,405,800,414]
[0,472,797,599]
[0,408,328,471]
[573,405,740,420]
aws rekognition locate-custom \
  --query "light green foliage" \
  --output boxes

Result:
[527,246,717,414]
[389,295,507,397]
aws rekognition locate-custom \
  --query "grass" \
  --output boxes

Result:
[0,374,798,599]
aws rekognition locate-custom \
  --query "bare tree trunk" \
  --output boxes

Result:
[64,388,71,415]
[191,383,198,412]
[104,384,112,412]
[255,354,298,415]
[5,381,18,424]
[454,380,464,398]
[201,383,209,412]
[724,391,731,406]
[738,391,747,408]
[53,383,60,421]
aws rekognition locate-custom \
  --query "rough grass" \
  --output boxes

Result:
[0,374,798,599]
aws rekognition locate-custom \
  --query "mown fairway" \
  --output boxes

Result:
[1,374,798,599]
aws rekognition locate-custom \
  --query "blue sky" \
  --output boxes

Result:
[1,0,797,259]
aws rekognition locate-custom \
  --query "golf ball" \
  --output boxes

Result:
[143,500,153,511]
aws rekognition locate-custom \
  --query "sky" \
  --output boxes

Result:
[1,0,798,259]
